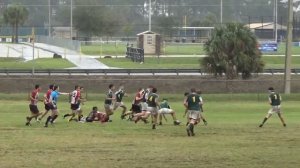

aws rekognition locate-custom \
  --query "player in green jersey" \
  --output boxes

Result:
[113,85,128,119]
[158,98,181,125]
[259,87,286,127]
[185,88,201,136]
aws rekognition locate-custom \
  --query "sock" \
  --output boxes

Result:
[51,115,58,123]
[45,116,52,125]
[261,117,268,125]
[190,123,194,133]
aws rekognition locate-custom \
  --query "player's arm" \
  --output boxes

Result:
[59,92,70,95]
[268,97,272,105]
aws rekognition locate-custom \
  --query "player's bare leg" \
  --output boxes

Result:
[186,118,196,136]
[151,113,158,129]
[277,113,286,127]
[120,105,127,119]
[26,112,42,125]
[38,110,49,121]
[170,111,181,125]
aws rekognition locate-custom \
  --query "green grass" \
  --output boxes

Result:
[0,94,300,168]
[81,43,300,56]
[0,58,75,69]
[99,56,300,69]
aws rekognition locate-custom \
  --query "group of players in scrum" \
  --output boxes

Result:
[26,83,286,136]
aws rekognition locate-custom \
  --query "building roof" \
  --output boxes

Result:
[137,30,159,36]
[245,22,287,30]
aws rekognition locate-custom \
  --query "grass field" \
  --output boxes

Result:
[0,94,299,168]
[0,58,75,69]
[99,56,300,69]
[81,43,300,56]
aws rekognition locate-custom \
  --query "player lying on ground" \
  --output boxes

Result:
[83,106,109,123]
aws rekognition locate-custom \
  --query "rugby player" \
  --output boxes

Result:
[38,84,54,121]
[123,88,144,120]
[113,85,127,119]
[185,88,201,136]
[44,85,69,127]
[158,98,181,125]
[133,86,153,123]
[197,90,207,126]
[104,84,116,118]
[259,87,287,128]
[26,84,42,126]
[63,85,82,122]
[85,106,109,123]
[182,92,190,126]
[135,87,159,129]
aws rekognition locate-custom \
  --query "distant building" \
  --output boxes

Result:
[52,27,77,39]
[172,27,214,43]
[245,22,287,41]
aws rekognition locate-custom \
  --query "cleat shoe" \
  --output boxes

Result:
[283,124,287,127]
[152,124,156,129]
[259,124,263,128]
[204,121,208,126]
[159,122,162,125]
[25,122,31,126]
[120,114,126,120]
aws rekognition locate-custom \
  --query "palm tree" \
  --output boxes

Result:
[202,23,264,79]
[3,4,29,43]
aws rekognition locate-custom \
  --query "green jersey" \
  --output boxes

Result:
[105,89,113,105]
[115,90,125,102]
[269,92,281,106]
[160,101,170,109]
[147,93,159,107]
[186,93,200,111]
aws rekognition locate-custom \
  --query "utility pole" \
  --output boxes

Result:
[70,0,73,39]
[284,0,293,94]
[149,0,152,31]
[274,0,278,42]
[48,0,51,37]
[220,0,223,24]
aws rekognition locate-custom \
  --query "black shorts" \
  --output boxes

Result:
[29,104,39,114]
[71,104,79,110]
[131,104,141,113]
[44,103,55,111]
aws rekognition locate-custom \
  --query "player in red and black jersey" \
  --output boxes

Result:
[26,84,42,126]
[38,84,54,121]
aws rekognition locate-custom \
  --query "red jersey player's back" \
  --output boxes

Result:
[44,89,52,104]
[30,89,39,105]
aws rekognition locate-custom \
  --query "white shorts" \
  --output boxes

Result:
[104,104,113,112]
[158,108,173,114]
[113,102,124,110]
[268,105,281,114]
[188,110,200,120]
[141,102,148,111]
[147,107,158,115]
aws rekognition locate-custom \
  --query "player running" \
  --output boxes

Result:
[26,84,42,126]
[63,85,82,122]
[259,87,287,128]
[113,85,128,119]
[123,88,144,120]
[38,84,54,121]
[197,90,207,125]
[185,88,202,136]
[104,84,116,119]
[158,98,181,126]
[44,85,69,127]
